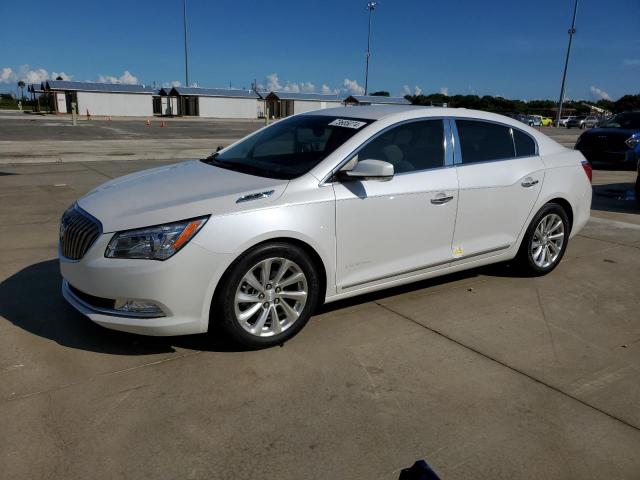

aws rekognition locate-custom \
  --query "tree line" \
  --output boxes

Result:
[402,93,640,115]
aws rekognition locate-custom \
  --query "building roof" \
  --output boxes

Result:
[170,87,259,98]
[45,80,155,94]
[344,95,411,105]
[266,91,344,102]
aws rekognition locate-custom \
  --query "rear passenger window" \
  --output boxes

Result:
[357,120,444,174]
[456,120,515,164]
[513,129,536,157]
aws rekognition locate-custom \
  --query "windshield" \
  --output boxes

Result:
[202,115,374,180]
[599,112,640,129]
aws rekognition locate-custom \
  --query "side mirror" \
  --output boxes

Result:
[341,159,394,181]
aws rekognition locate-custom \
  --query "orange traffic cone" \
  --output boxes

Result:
[146,119,151,126]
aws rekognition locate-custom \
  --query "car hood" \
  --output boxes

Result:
[78,160,288,232]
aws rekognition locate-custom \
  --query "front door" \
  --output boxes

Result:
[334,119,459,291]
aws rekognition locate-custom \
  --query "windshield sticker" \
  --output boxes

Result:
[329,119,367,129]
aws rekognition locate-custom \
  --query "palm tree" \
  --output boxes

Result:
[17,80,25,100]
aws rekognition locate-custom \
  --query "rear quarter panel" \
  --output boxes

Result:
[537,148,592,238]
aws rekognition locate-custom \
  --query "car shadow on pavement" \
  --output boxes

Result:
[0,259,245,355]
[591,182,639,215]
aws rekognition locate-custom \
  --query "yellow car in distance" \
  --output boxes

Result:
[540,116,553,126]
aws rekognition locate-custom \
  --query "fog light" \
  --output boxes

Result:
[114,299,165,317]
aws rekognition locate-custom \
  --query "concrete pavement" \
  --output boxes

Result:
[1,159,639,479]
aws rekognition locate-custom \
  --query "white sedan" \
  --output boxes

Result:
[59,106,592,347]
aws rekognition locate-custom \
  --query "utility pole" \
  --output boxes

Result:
[183,0,190,87]
[556,0,578,128]
[364,1,377,95]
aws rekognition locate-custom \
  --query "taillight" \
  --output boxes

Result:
[581,159,592,183]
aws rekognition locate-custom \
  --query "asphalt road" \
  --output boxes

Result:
[0,110,579,164]
[1,157,640,479]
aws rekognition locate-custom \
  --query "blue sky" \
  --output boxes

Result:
[0,0,637,100]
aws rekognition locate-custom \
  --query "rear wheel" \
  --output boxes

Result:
[515,203,570,276]
[213,242,320,348]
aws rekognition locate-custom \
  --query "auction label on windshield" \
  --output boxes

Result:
[329,119,367,129]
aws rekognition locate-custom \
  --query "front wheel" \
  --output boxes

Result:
[515,204,570,276]
[213,242,320,348]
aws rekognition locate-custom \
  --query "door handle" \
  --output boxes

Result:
[431,195,454,205]
[521,178,539,188]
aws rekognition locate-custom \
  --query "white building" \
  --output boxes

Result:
[344,95,411,106]
[264,92,344,118]
[169,87,260,119]
[44,80,154,116]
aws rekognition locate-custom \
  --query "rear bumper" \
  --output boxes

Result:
[578,148,637,167]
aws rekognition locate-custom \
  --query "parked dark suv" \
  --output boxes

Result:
[575,112,640,170]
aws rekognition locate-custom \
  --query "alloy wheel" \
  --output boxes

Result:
[531,213,565,269]
[234,258,308,337]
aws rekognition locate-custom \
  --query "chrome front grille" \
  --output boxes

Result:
[59,206,102,260]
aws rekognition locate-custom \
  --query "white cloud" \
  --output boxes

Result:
[321,84,338,95]
[264,73,317,93]
[402,85,423,96]
[439,86,449,96]
[0,65,72,84]
[266,73,282,91]
[623,59,640,66]
[0,67,13,83]
[52,71,72,81]
[97,70,138,85]
[342,78,365,95]
[590,85,610,101]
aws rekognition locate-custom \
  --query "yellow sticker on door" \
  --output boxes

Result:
[453,247,464,258]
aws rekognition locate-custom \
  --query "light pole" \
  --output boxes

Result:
[556,0,578,127]
[183,0,190,87]
[364,1,377,96]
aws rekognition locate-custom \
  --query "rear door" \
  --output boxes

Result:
[451,119,544,258]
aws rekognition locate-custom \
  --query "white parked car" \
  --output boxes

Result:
[60,106,592,347]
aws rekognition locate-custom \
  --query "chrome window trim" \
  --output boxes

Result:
[320,117,450,186]
[452,117,539,166]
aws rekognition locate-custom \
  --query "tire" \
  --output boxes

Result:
[515,203,570,276]
[212,242,320,348]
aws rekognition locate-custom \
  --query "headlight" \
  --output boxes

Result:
[105,216,208,260]
[625,134,640,149]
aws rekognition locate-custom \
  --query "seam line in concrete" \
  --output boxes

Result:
[374,301,640,435]
[2,350,202,404]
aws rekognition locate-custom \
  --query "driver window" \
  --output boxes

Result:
[356,120,445,174]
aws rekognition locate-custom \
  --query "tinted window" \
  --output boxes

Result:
[205,115,374,180]
[457,120,515,164]
[357,120,444,174]
[513,130,536,157]
[599,112,640,129]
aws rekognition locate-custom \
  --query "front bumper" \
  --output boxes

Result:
[60,233,232,336]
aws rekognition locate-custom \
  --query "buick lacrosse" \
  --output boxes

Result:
[60,106,592,347]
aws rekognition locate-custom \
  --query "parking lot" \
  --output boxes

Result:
[1,114,640,479]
